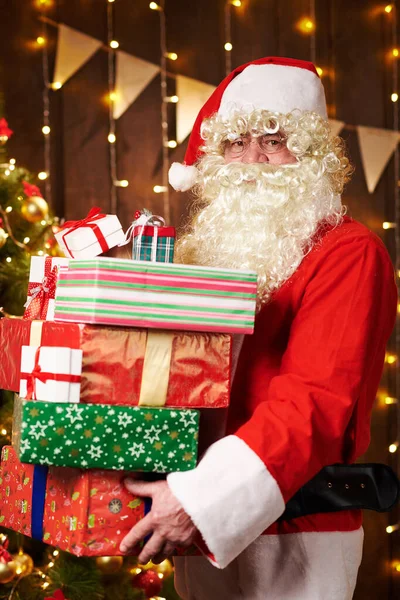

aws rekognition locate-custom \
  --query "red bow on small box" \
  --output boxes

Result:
[0,118,13,139]
[23,259,59,321]
[0,540,12,564]
[45,590,66,600]
[61,206,108,257]
[20,347,81,400]
[22,180,43,198]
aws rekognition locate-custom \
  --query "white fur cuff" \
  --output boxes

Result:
[168,162,198,192]
[167,435,285,569]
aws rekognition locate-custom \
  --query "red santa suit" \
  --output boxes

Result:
[166,58,398,598]
[168,217,397,598]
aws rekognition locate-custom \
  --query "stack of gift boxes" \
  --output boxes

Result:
[0,208,257,557]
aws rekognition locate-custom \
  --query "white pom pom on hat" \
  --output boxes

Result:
[168,56,327,192]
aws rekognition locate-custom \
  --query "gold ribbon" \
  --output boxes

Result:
[29,321,44,346]
[138,331,174,406]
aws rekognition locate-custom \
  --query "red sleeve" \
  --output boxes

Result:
[235,234,398,502]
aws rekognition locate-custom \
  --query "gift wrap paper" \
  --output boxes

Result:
[0,318,231,408]
[132,225,175,263]
[0,446,145,556]
[20,345,83,402]
[54,258,257,334]
[13,396,199,472]
[24,256,69,321]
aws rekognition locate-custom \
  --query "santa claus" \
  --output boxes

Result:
[120,57,398,599]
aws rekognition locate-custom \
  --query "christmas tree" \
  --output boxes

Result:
[0,122,179,600]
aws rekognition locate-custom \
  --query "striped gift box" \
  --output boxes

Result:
[133,225,175,263]
[54,258,257,334]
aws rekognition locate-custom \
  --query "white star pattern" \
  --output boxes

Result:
[145,457,152,463]
[122,433,129,439]
[31,452,37,459]
[170,411,177,418]
[20,439,31,453]
[87,445,104,460]
[179,411,198,427]
[65,440,72,446]
[143,425,162,444]
[39,457,51,465]
[48,419,55,426]
[162,424,169,430]
[54,448,61,455]
[75,424,82,430]
[128,443,145,458]
[29,421,47,440]
[118,457,124,463]
[136,426,143,433]
[153,461,167,472]
[81,460,88,467]
[106,427,112,434]
[93,437,100,443]
[179,443,186,450]
[65,405,84,424]
[168,451,175,458]
[55,406,64,414]
[108,409,115,415]
[118,412,133,428]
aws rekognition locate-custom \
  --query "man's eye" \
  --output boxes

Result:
[231,140,244,147]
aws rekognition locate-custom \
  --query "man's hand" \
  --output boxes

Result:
[119,478,197,564]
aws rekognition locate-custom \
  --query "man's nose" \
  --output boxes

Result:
[241,142,269,163]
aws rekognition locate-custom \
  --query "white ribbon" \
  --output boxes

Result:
[119,212,165,262]
[23,280,49,309]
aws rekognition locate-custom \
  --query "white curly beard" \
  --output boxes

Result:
[175,155,344,306]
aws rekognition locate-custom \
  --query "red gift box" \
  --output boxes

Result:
[0,318,231,408]
[0,446,145,557]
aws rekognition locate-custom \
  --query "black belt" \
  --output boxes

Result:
[279,463,400,521]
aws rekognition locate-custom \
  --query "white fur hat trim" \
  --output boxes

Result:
[168,162,198,192]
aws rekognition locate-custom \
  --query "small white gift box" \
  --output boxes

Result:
[55,208,125,259]
[19,346,83,403]
[24,256,70,321]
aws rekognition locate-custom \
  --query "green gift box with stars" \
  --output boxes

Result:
[12,396,199,473]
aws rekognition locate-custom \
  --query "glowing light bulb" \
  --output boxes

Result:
[114,179,129,188]
[297,17,315,34]
[109,91,118,102]
[1,429,7,435]
[389,442,399,453]
[393,48,399,57]
[51,82,62,90]
[165,95,179,103]
[6,257,11,263]
[38,171,48,180]
[5,206,12,213]
[110,40,119,49]
[385,397,398,405]
[386,353,397,364]
[48,562,54,568]
[386,524,399,533]
[224,42,233,51]
[149,2,161,10]
[37,250,44,256]
[36,36,46,46]
[231,0,242,6]
[23,237,30,244]
[4,169,10,176]
[41,220,47,226]
[165,140,177,148]
[42,583,50,590]
[42,125,51,135]
[385,4,393,13]
[153,185,168,193]
[391,92,399,102]
[165,52,178,60]
[9,158,15,165]
[382,221,396,229]
[108,0,115,3]
[108,133,116,143]
[9,165,15,171]
[316,67,323,76]
[53,550,59,557]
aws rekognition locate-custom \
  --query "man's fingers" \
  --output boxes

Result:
[119,514,153,553]
[137,533,165,565]
[124,478,157,497]
[152,542,175,563]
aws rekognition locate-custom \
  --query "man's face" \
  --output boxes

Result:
[223,131,297,165]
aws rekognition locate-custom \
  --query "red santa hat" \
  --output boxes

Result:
[169,56,327,192]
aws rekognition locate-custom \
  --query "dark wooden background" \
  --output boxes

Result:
[1,0,399,597]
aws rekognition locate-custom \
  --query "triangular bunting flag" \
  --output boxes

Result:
[328,119,345,138]
[53,24,102,87]
[357,125,400,194]
[176,75,216,144]
[114,52,160,119]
